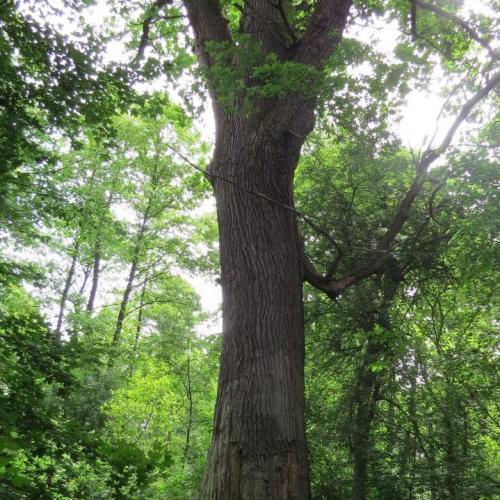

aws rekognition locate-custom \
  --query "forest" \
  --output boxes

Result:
[0,0,498,499]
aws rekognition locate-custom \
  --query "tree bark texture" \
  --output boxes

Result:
[180,2,354,497]
[199,116,310,499]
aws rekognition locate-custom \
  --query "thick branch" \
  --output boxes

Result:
[294,0,353,69]
[241,0,291,57]
[182,0,232,68]
[305,71,500,298]
[271,0,298,44]
[414,0,499,61]
[302,248,353,300]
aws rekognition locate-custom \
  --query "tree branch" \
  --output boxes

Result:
[182,0,232,68]
[134,0,175,63]
[355,70,500,268]
[293,0,353,69]
[268,0,298,44]
[305,71,500,298]
[134,14,185,63]
[166,143,343,260]
[241,0,291,57]
[410,0,417,40]
[414,0,499,61]
[431,71,500,157]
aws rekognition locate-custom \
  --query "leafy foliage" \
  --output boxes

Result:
[0,0,498,498]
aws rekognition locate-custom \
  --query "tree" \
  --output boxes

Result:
[153,1,498,497]
[1,0,498,498]
[0,0,133,215]
[298,128,499,499]
[0,92,218,498]
[173,3,353,496]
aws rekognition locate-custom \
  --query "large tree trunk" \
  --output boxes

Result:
[180,3,353,497]
[199,116,309,499]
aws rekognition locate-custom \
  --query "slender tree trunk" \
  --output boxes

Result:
[55,240,80,341]
[400,359,418,499]
[79,265,90,295]
[87,192,113,313]
[350,272,400,500]
[406,360,418,500]
[112,208,150,346]
[426,416,439,499]
[443,387,457,499]
[183,336,193,465]
[86,237,101,313]
[133,276,148,352]
[113,260,138,346]
[199,117,309,499]
[351,336,382,500]
[127,277,148,379]
[381,370,398,500]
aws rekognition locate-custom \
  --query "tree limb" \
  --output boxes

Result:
[268,0,298,44]
[293,0,353,69]
[182,0,232,68]
[410,0,417,40]
[241,0,291,57]
[166,143,343,262]
[305,71,500,298]
[414,0,499,61]
[134,0,175,62]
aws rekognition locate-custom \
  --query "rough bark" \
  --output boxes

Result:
[199,115,310,499]
[177,2,499,497]
[180,2,352,497]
